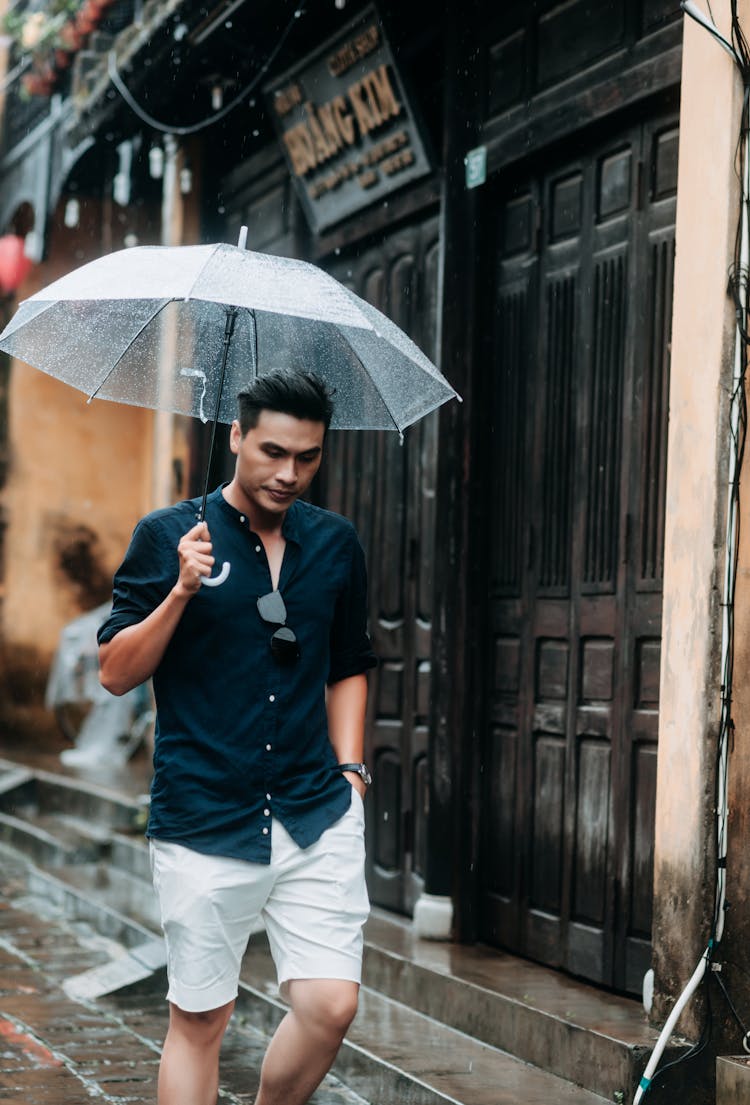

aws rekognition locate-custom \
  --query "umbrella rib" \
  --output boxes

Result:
[182,243,223,304]
[331,325,402,435]
[86,298,172,402]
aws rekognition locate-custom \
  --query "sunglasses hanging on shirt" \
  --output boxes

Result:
[256,589,301,666]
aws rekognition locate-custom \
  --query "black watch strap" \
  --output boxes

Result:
[339,762,372,785]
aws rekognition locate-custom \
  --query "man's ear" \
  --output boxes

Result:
[229,420,241,454]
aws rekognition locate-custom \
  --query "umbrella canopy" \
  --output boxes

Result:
[0,242,459,434]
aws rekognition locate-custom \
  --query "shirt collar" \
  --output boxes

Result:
[211,484,302,545]
[282,501,302,545]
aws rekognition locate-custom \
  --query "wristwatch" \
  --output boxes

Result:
[339,762,372,786]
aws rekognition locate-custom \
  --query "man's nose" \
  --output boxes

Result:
[277,458,297,484]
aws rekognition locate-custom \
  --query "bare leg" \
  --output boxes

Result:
[255,979,359,1105]
[158,999,235,1105]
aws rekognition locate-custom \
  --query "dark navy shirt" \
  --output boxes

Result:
[97,485,376,863]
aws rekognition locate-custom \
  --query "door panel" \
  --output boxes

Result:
[480,114,676,993]
[616,121,677,993]
[320,216,439,915]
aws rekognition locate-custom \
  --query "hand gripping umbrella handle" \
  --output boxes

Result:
[201,561,231,587]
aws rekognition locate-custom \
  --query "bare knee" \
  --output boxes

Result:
[290,981,359,1041]
[325,987,358,1034]
[169,1000,234,1046]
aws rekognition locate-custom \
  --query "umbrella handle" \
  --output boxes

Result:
[200,561,231,588]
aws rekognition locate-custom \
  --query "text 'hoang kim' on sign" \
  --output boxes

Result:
[265,6,432,235]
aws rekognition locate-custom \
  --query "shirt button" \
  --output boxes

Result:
[269,694,275,702]
[239,515,245,523]
[266,743,272,751]
[266,793,271,801]
[264,808,270,816]
[262,827,269,835]
[255,545,261,552]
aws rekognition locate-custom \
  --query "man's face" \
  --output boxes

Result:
[229,409,325,517]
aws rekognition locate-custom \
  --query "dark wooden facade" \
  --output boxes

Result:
[212,0,683,994]
[429,0,682,996]
[481,116,677,992]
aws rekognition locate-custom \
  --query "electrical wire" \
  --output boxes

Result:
[633,3,750,1100]
[649,967,714,1089]
[715,969,750,1041]
[717,959,750,1051]
[682,1,741,60]
[107,2,307,136]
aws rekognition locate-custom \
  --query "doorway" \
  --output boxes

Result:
[479,115,677,993]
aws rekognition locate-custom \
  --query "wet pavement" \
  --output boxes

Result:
[0,846,363,1105]
[0,745,699,1104]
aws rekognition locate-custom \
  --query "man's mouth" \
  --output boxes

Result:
[265,488,295,502]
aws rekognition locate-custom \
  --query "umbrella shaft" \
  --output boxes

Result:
[198,307,238,523]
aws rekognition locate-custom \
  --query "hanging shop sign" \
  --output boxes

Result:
[265,5,432,234]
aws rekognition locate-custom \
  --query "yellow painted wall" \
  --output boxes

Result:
[654,1,747,1029]
[0,197,155,738]
[4,359,152,647]
[0,161,205,743]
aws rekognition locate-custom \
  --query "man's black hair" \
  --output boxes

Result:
[236,370,335,434]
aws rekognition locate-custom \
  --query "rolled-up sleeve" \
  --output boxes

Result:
[97,518,175,645]
[327,530,377,685]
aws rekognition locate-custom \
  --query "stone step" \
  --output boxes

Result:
[57,860,162,932]
[0,762,145,832]
[236,944,611,1105]
[0,763,34,795]
[0,768,152,885]
[361,908,684,1102]
[0,810,104,867]
[20,853,156,953]
[0,769,155,924]
[717,1055,750,1104]
[2,841,610,1105]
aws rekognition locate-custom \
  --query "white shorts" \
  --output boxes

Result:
[149,790,369,1013]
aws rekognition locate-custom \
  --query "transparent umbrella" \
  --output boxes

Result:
[0,229,460,584]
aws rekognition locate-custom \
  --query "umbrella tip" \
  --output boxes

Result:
[237,226,248,251]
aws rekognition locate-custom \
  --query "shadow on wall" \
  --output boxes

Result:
[0,520,113,748]
[49,519,113,610]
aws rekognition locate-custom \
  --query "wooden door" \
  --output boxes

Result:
[321,216,440,915]
[480,115,677,993]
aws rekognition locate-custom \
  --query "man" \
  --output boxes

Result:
[98,370,376,1105]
